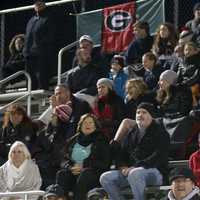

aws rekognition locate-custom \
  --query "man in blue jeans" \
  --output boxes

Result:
[100,102,170,200]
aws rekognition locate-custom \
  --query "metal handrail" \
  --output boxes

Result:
[57,40,79,84]
[0,0,79,14]
[0,190,45,200]
[0,70,32,115]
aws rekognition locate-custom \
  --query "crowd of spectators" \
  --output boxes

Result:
[2,0,200,199]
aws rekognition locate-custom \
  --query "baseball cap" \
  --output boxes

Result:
[79,35,93,43]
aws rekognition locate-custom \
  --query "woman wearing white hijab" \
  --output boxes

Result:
[0,141,42,198]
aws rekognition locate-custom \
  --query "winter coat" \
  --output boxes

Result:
[93,93,126,140]
[165,187,200,200]
[189,150,200,187]
[158,85,193,119]
[177,53,200,87]
[65,63,102,95]
[2,34,25,79]
[116,119,170,177]
[72,46,109,77]
[125,35,153,65]
[23,9,55,58]
[0,121,36,159]
[2,53,25,79]
[143,65,164,90]
[185,19,200,47]
[61,131,111,175]
[109,70,128,98]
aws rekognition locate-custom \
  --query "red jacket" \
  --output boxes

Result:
[189,150,200,187]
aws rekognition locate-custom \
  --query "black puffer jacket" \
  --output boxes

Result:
[116,120,170,177]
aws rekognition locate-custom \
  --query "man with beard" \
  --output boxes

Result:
[65,48,102,96]
[100,102,170,200]
[23,0,56,90]
[165,167,200,200]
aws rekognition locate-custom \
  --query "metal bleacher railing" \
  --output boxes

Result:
[57,40,79,84]
[0,190,45,200]
[0,70,32,115]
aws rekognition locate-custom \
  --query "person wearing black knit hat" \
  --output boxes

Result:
[164,167,200,200]
[100,102,170,200]
[137,102,157,118]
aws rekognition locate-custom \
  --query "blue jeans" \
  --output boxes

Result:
[100,167,163,200]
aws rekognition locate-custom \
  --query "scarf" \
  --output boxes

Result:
[7,159,28,190]
[77,131,98,147]
[93,96,113,119]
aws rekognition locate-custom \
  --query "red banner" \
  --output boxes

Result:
[102,2,136,53]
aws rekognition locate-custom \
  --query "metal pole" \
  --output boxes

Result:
[174,0,179,29]
[26,71,32,116]
[0,14,5,67]
[0,70,32,115]
[57,40,79,85]
[0,0,79,14]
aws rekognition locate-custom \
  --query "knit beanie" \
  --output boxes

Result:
[137,102,156,118]
[54,103,72,122]
[169,167,196,183]
[159,70,178,85]
[97,78,114,91]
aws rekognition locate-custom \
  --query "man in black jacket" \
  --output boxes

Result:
[100,103,170,200]
[65,48,102,96]
[164,167,200,200]
[23,0,56,90]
